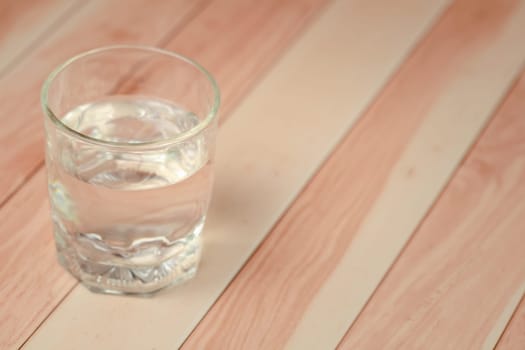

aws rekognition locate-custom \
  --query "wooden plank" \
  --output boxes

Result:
[0,0,81,76]
[338,71,525,349]
[23,0,452,349]
[0,0,208,206]
[179,1,525,349]
[0,1,207,348]
[497,295,525,349]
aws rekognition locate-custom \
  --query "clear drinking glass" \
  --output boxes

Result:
[41,45,220,294]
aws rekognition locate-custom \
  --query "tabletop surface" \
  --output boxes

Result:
[1,0,525,349]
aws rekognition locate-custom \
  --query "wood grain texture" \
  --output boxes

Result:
[182,1,525,349]
[497,295,525,349]
[0,1,205,348]
[0,0,206,207]
[0,0,81,76]
[339,71,525,349]
[22,0,452,349]
[154,0,331,118]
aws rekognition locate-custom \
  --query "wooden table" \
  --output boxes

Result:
[1,0,525,349]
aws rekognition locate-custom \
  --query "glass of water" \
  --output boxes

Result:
[42,45,220,294]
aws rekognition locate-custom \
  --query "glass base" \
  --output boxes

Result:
[56,233,202,295]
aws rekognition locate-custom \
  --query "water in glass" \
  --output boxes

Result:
[47,96,213,294]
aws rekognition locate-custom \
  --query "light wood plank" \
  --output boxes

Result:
[0,0,331,348]
[0,0,207,206]
[23,0,452,349]
[0,1,206,348]
[339,70,525,349]
[0,0,81,76]
[497,295,525,349]
[181,1,525,349]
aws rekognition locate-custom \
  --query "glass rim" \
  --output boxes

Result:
[41,44,220,149]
